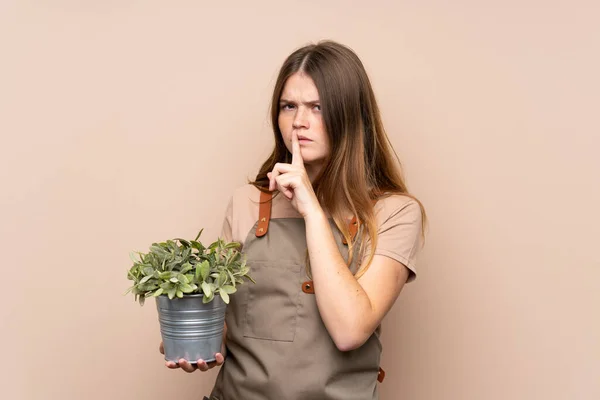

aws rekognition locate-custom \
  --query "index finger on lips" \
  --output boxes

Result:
[291,131,303,167]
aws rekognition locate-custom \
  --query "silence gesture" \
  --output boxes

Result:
[267,131,322,218]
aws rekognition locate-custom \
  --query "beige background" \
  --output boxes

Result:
[1,1,599,399]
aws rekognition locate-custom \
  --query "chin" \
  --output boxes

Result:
[302,157,327,167]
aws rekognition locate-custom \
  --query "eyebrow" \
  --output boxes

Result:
[279,98,320,106]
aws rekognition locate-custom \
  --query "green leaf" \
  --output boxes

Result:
[221,285,237,294]
[160,282,172,290]
[200,260,210,281]
[217,271,227,287]
[180,283,194,293]
[138,283,158,292]
[194,228,204,242]
[167,287,176,299]
[202,293,214,304]
[176,290,183,298]
[219,290,230,304]
[170,277,178,283]
[228,271,236,287]
[201,281,212,298]
[152,288,164,297]
[227,252,240,266]
[178,274,189,284]
[140,275,152,284]
[166,260,179,271]
[174,238,191,247]
[191,240,205,252]
[180,262,193,274]
[129,252,141,263]
[150,245,167,255]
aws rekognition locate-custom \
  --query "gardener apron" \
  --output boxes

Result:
[209,191,385,400]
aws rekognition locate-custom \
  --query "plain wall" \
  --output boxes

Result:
[1,1,598,399]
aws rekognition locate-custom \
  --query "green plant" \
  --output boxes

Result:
[126,229,253,306]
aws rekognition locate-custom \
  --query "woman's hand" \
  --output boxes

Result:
[160,341,225,372]
[267,131,322,218]
[160,323,227,373]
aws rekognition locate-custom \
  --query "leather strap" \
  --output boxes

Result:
[378,367,386,383]
[341,216,359,245]
[342,197,380,245]
[255,190,273,237]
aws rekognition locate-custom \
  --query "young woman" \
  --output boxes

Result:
[161,40,426,400]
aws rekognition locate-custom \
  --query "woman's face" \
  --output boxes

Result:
[278,72,330,178]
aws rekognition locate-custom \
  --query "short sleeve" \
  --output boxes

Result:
[220,195,234,243]
[362,196,423,282]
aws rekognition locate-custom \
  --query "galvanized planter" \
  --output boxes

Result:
[156,293,227,364]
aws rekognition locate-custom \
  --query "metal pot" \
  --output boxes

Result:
[156,293,226,364]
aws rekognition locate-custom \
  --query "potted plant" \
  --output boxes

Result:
[126,229,253,364]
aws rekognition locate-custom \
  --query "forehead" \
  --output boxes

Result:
[280,72,320,100]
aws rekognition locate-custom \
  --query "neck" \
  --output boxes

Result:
[304,163,322,184]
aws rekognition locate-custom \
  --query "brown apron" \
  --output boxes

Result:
[210,191,385,400]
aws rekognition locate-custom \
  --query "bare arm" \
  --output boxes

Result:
[305,211,410,351]
[268,131,416,351]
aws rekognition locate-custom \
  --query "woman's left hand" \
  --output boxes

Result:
[267,131,322,218]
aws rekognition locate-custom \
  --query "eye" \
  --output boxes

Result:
[280,103,295,111]
[313,104,321,111]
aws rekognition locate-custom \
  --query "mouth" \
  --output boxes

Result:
[297,135,312,142]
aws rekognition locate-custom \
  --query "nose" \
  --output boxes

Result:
[292,107,310,129]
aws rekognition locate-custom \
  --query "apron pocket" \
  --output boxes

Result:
[243,260,302,342]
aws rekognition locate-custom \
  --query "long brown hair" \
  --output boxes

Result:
[251,40,426,278]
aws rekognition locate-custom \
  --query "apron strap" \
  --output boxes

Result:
[342,197,379,245]
[255,190,273,237]
[341,216,359,245]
